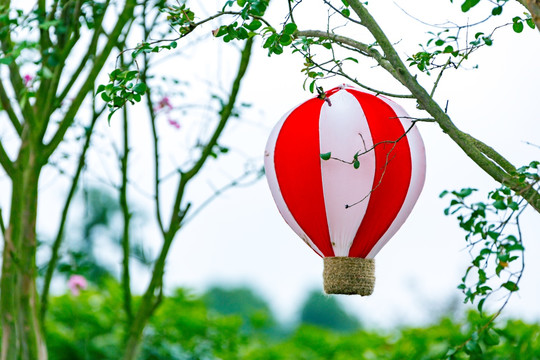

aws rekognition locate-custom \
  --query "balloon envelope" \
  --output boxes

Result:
[264,85,426,259]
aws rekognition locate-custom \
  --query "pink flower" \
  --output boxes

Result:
[23,74,33,87]
[155,96,173,111]
[68,274,88,296]
[167,118,180,129]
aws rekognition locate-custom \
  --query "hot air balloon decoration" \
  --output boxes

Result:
[264,85,426,296]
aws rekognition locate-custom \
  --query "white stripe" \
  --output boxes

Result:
[264,107,324,257]
[366,97,426,258]
[319,90,376,256]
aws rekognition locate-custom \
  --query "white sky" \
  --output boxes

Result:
[2,0,540,328]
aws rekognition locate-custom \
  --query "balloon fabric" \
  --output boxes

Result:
[264,85,426,295]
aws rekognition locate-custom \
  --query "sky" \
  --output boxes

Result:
[155,0,540,327]
[2,0,540,328]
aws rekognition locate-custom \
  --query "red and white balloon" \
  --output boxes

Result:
[264,85,426,261]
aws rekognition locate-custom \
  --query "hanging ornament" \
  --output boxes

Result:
[264,85,426,295]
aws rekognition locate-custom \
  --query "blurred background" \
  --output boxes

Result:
[1,0,539,358]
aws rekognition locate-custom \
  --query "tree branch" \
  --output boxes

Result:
[347,0,540,212]
[55,0,110,108]
[0,140,14,178]
[142,73,166,236]
[0,79,22,135]
[39,105,102,322]
[0,9,37,127]
[122,37,254,360]
[120,100,133,327]
[516,0,540,30]
[295,30,399,80]
[42,0,137,163]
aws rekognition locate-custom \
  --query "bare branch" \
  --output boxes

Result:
[0,208,5,237]
[183,166,264,224]
[120,99,133,327]
[0,79,22,135]
[295,30,399,80]
[430,57,451,97]
[122,38,254,360]
[0,140,14,178]
[39,105,103,322]
[43,0,137,162]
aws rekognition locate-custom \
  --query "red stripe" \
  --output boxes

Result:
[346,91,412,258]
[274,98,335,257]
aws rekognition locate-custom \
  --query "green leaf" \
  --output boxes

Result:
[343,56,359,63]
[279,34,292,46]
[109,69,122,80]
[320,152,332,160]
[435,39,445,46]
[492,200,507,210]
[353,160,360,169]
[483,328,500,346]
[478,268,487,283]
[96,84,106,94]
[283,23,297,35]
[214,26,228,37]
[526,18,536,29]
[244,19,262,31]
[465,338,482,355]
[100,92,111,102]
[107,111,116,124]
[477,298,485,313]
[237,0,246,6]
[125,70,139,79]
[513,21,524,33]
[342,8,350,17]
[502,281,519,291]
[461,0,480,12]
[113,96,124,107]
[263,34,277,48]
[237,27,249,39]
[455,188,476,198]
[491,6,503,16]
[443,45,454,53]
[133,82,148,94]
[0,56,13,65]
[309,80,315,93]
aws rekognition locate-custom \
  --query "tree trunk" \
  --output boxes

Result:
[1,136,46,360]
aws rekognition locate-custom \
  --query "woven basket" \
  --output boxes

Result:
[323,257,375,296]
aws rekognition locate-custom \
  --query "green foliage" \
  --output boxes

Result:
[440,161,539,358]
[203,286,277,334]
[407,0,536,75]
[299,291,360,333]
[46,279,126,360]
[320,152,332,161]
[162,4,195,35]
[40,279,540,359]
[440,185,525,311]
[96,69,148,123]
[245,311,540,360]
[214,0,299,56]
